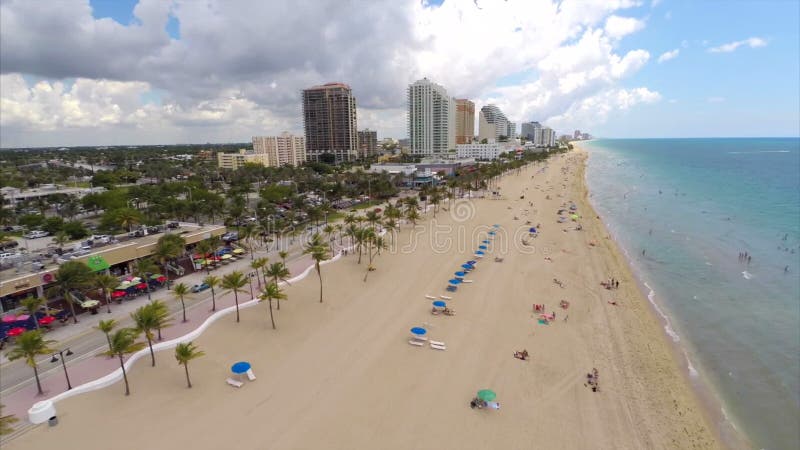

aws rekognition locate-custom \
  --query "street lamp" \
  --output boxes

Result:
[51,348,74,390]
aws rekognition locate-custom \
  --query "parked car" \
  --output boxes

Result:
[91,234,111,244]
[222,231,239,242]
[0,239,19,250]
[23,230,49,239]
[3,226,24,232]
[191,283,210,293]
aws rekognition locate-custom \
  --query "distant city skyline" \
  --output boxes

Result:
[0,0,797,147]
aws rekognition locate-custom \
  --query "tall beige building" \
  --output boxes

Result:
[252,133,306,167]
[454,99,475,144]
[302,83,358,163]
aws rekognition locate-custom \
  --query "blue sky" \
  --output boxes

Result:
[0,0,797,147]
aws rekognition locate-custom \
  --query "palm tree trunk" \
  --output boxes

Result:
[185,364,192,388]
[105,292,112,313]
[273,276,281,310]
[180,298,187,322]
[119,354,130,395]
[316,263,323,303]
[32,364,43,395]
[147,336,155,367]
[210,288,217,311]
[234,292,240,322]
[268,300,275,329]
[66,292,78,324]
[105,333,112,353]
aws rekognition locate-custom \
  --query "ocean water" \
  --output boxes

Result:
[583,138,800,450]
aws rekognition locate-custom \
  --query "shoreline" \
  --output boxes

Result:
[575,142,750,449]
[6,150,722,449]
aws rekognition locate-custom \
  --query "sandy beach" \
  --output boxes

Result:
[6,149,720,450]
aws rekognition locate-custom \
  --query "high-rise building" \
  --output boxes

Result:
[407,78,455,156]
[521,121,541,140]
[454,99,475,144]
[478,105,510,142]
[357,129,378,158]
[302,82,358,163]
[573,129,582,140]
[252,133,306,167]
[507,122,517,140]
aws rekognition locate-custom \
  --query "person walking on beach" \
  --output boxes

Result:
[642,249,646,256]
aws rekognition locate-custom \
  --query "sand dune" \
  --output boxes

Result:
[7,150,719,450]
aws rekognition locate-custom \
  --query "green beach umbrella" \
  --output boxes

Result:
[477,389,496,402]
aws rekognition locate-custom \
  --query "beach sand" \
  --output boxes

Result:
[6,149,719,449]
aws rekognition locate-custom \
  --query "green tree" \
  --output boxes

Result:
[174,342,205,389]
[149,300,171,341]
[48,261,94,324]
[264,262,291,310]
[96,318,117,353]
[132,303,170,367]
[303,233,330,303]
[20,296,45,329]
[172,283,190,322]
[5,330,56,395]
[152,234,186,288]
[51,231,70,252]
[251,257,268,289]
[278,250,288,265]
[114,208,143,232]
[94,273,119,314]
[104,328,145,396]
[259,282,286,330]
[222,271,248,323]
[203,275,221,312]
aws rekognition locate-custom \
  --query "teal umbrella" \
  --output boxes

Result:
[477,389,496,401]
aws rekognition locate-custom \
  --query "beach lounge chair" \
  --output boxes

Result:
[439,295,452,300]
[430,342,446,351]
[430,340,446,346]
[462,280,473,283]
[246,368,256,381]
[425,295,437,300]
[226,378,243,388]
[408,340,424,347]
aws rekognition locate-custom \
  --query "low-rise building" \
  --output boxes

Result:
[217,149,264,170]
[456,143,502,160]
[252,133,306,167]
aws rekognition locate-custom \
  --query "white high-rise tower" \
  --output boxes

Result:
[407,78,455,156]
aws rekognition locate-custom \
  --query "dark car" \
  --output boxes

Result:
[0,239,19,250]
[191,283,210,293]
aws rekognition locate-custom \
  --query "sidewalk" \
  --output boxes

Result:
[0,236,343,428]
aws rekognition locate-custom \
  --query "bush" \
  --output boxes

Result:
[42,217,65,235]
[18,214,45,229]
[63,221,89,240]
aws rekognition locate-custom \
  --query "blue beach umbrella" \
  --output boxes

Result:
[479,245,487,250]
[467,260,477,264]
[529,227,537,233]
[475,250,485,255]
[231,361,251,374]
[449,279,462,285]
[488,231,496,236]
[461,264,473,270]
[432,300,446,308]
[454,271,466,277]
[493,224,499,228]
[410,327,427,336]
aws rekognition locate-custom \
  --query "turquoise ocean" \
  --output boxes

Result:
[583,138,800,450]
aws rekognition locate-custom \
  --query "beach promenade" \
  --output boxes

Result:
[5,150,719,449]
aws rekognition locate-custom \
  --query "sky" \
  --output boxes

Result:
[1,0,798,147]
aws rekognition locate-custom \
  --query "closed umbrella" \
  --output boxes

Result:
[529,227,537,233]
[482,240,490,244]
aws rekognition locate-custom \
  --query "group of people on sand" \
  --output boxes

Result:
[601,278,620,290]
[738,251,752,264]
[585,368,600,392]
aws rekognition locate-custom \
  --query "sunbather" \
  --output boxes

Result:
[514,350,529,360]
[443,307,456,316]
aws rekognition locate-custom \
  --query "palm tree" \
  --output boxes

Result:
[131,304,166,367]
[323,224,335,252]
[116,208,141,232]
[278,250,288,266]
[20,296,45,329]
[174,342,205,388]
[405,208,421,226]
[259,282,286,329]
[172,283,190,322]
[149,300,171,341]
[264,262,291,310]
[94,273,119,314]
[303,233,330,303]
[104,328,145,396]
[203,275,221,311]
[221,271,248,323]
[48,260,94,324]
[383,218,398,245]
[5,330,55,395]
[96,318,117,353]
[132,258,158,301]
[51,231,70,252]
[0,404,19,436]
[153,234,186,289]
[251,257,268,289]
[194,239,214,274]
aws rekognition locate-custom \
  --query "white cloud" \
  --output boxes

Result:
[708,37,767,53]
[707,96,725,103]
[0,0,655,146]
[604,15,646,39]
[651,0,662,7]
[547,87,661,129]
[657,48,680,63]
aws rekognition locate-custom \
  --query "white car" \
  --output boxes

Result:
[23,230,49,239]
